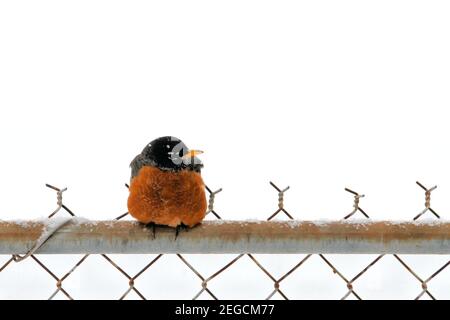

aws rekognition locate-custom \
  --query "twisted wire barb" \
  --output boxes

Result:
[414,181,440,220]
[46,184,68,218]
[205,186,223,219]
[343,187,369,219]
[267,181,292,220]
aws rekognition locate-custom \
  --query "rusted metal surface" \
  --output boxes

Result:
[1,219,450,254]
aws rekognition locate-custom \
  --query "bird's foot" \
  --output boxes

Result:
[175,223,189,240]
[145,222,156,239]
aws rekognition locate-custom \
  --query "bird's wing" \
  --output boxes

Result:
[130,154,148,179]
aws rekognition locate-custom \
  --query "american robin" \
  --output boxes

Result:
[127,136,207,236]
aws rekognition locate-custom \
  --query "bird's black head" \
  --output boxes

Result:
[130,136,203,178]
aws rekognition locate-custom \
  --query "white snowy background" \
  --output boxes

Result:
[1,0,450,299]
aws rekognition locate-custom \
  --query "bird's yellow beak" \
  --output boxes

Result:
[182,150,204,159]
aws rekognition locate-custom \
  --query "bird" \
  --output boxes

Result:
[127,136,207,237]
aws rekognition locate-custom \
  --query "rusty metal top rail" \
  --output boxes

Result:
[1,219,450,255]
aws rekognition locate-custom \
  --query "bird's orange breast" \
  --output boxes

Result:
[127,166,207,227]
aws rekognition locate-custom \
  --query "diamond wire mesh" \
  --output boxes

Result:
[0,181,449,300]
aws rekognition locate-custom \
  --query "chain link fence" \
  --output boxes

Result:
[0,181,449,300]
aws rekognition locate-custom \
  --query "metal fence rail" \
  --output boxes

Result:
[2,220,450,255]
[0,181,449,300]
